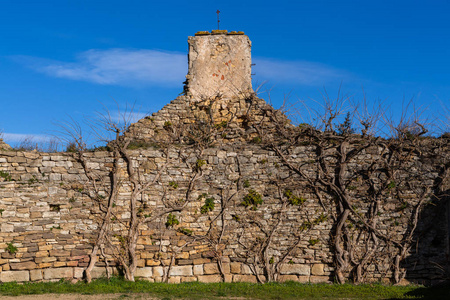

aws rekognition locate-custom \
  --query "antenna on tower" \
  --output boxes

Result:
[216,10,220,30]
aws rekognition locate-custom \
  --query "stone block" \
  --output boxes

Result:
[74,267,84,278]
[135,267,153,278]
[152,266,166,278]
[90,267,113,278]
[298,276,310,282]
[309,276,330,283]
[30,269,43,281]
[241,264,253,275]
[181,276,197,282]
[230,262,241,274]
[1,271,30,282]
[279,275,299,282]
[49,250,70,257]
[1,223,14,233]
[233,274,257,283]
[10,261,36,270]
[197,275,222,283]
[168,276,181,283]
[146,259,160,266]
[193,264,203,275]
[43,267,73,279]
[203,262,219,274]
[35,257,57,263]
[311,264,325,276]
[175,251,189,259]
[169,265,193,276]
[280,264,310,276]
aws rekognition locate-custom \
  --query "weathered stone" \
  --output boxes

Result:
[1,271,30,282]
[279,275,299,282]
[280,264,310,276]
[43,267,73,279]
[145,259,161,266]
[233,274,257,283]
[203,263,219,274]
[230,262,241,274]
[197,275,222,283]
[193,264,203,275]
[309,276,330,283]
[74,267,84,278]
[152,266,166,278]
[10,261,36,270]
[30,269,43,281]
[168,276,181,283]
[135,267,153,278]
[181,276,197,282]
[169,265,193,276]
[311,264,325,276]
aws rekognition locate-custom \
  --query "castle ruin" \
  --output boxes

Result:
[0,31,448,285]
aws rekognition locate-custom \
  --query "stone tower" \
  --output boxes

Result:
[185,30,253,100]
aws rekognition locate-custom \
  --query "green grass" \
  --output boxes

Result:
[0,277,448,299]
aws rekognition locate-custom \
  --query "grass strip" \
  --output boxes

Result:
[0,277,448,299]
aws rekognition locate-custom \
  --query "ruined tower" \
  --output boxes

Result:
[184,30,253,100]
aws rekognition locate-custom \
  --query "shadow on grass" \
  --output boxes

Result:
[387,282,450,300]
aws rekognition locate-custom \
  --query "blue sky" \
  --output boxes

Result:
[1,0,449,146]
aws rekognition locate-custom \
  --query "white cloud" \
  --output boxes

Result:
[2,133,51,143]
[253,58,351,86]
[13,49,188,86]
[12,49,350,88]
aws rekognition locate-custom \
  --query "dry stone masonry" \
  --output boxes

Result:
[0,31,449,285]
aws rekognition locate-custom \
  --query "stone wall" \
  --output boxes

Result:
[0,132,448,284]
[0,30,448,285]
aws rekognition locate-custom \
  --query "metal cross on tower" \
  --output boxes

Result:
[216,10,220,30]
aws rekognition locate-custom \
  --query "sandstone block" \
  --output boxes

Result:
[175,251,189,259]
[43,267,73,279]
[298,276,310,282]
[30,269,43,281]
[53,262,67,267]
[279,275,299,282]
[168,276,181,283]
[230,262,241,274]
[1,271,30,282]
[233,274,257,283]
[203,263,219,274]
[197,275,222,283]
[152,266,166,278]
[169,265,193,276]
[135,267,153,278]
[146,259,160,266]
[280,264,310,276]
[241,264,252,275]
[193,258,210,264]
[49,250,70,257]
[10,261,36,270]
[181,276,197,282]
[309,275,330,283]
[1,223,14,233]
[311,264,325,276]
[74,267,84,278]
[35,257,57,264]
[193,264,203,275]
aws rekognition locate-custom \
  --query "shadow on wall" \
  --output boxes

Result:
[403,184,450,286]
